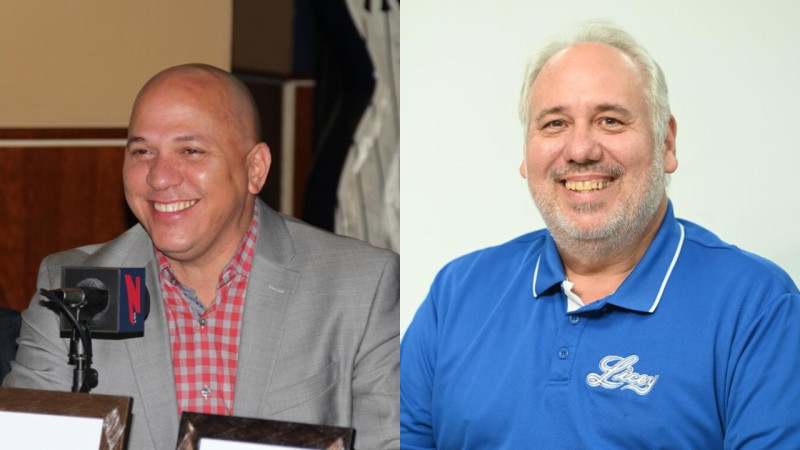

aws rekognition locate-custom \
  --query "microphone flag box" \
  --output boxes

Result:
[59,267,148,334]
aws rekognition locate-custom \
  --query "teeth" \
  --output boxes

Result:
[154,200,197,212]
[565,180,613,192]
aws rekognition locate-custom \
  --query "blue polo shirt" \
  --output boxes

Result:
[401,203,800,449]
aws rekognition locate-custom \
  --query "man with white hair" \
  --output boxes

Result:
[400,23,800,448]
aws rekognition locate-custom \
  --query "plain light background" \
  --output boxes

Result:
[400,2,800,336]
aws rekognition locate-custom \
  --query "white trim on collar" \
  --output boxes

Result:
[648,222,685,313]
[530,222,685,310]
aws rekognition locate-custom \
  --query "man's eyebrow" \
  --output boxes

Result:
[595,103,633,118]
[533,106,565,123]
[532,104,635,123]
[126,135,205,146]
[174,135,199,142]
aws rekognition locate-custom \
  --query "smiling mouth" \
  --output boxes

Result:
[153,200,197,212]
[564,180,614,192]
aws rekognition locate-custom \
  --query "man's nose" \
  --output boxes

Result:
[146,155,183,190]
[563,124,602,164]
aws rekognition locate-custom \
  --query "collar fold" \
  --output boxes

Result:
[531,202,685,314]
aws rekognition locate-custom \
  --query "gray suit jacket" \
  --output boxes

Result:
[4,200,399,449]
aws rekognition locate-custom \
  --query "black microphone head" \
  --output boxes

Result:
[77,277,106,290]
[75,278,110,318]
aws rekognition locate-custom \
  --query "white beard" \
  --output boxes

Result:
[529,148,667,261]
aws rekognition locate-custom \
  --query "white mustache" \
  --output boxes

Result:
[548,164,624,181]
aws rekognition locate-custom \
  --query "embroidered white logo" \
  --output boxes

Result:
[586,355,658,395]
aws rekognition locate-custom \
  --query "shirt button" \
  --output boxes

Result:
[198,318,207,327]
[569,315,580,324]
[558,347,569,359]
[201,385,211,399]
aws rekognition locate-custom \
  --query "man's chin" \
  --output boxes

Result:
[149,235,195,258]
[568,201,607,214]
[551,213,620,242]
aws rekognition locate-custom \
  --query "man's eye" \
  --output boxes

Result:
[601,117,623,126]
[543,120,564,129]
[183,148,201,155]
[129,148,149,156]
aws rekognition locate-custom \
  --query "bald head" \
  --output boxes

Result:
[131,63,262,145]
[123,63,272,270]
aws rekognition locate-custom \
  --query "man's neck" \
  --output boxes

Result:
[556,200,668,304]
[165,206,256,307]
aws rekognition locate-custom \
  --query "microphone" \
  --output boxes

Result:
[50,286,109,316]
[50,267,150,335]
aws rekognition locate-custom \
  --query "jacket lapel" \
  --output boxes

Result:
[234,201,299,417]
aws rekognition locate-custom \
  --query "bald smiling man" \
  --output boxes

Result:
[5,64,400,450]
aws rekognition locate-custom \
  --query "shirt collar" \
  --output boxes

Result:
[531,231,566,298]
[532,201,685,314]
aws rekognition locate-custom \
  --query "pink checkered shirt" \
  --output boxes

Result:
[156,208,259,417]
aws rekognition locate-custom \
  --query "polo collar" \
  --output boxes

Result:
[531,202,685,313]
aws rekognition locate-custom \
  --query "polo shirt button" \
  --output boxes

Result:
[558,347,569,359]
[199,318,207,327]
[569,315,580,324]
[201,385,211,399]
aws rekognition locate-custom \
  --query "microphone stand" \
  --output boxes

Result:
[68,308,98,393]
[40,289,99,393]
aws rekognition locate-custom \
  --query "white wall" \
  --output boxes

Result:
[400,1,800,335]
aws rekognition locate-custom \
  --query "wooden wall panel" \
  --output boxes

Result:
[0,129,127,139]
[0,135,134,312]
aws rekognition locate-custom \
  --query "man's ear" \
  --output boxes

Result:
[519,158,528,179]
[663,116,678,174]
[246,142,271,195]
